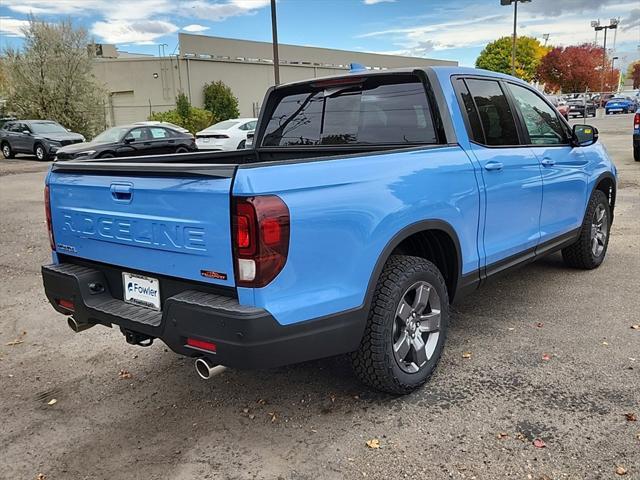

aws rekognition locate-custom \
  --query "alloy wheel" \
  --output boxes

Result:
[590,204,608,257]
[392,281,441,374]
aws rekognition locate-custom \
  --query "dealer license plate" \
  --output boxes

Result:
[123,272,161,310]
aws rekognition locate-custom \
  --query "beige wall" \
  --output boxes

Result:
[93,35,458,127]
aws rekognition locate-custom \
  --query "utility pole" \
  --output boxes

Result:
[593,19,619,93]
[270,0,280,85]
[501,0,532,77]
[542,33,549,46]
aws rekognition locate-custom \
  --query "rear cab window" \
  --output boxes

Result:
[261,75,439,147]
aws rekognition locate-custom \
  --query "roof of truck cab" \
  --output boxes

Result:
[276,66,528,90]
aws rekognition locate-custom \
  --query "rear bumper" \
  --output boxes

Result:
[42,262,365,369]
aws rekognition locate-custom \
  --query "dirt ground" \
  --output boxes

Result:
[0,113,638,480]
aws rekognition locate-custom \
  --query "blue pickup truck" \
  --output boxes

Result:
[42,67,617,394]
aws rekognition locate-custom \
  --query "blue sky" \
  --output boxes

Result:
[1,0,639,69]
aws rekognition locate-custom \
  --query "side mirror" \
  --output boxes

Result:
[22,130,31,135]
[572,124,598,147]
[124,136,134,144]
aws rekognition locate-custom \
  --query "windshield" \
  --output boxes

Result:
[30,122,68,134]
[207,120,239,130]
[92,126,129,143]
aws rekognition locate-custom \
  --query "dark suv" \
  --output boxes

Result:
[0,120,84,161]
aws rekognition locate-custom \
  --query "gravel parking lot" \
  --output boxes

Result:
[1,113,638,480]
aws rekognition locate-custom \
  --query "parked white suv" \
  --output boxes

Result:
[195,118,257,151]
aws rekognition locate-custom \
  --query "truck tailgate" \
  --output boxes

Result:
[48,171,235,287]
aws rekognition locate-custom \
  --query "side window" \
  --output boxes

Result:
[465,79,519,146]
[507,83,568,145]
[456,79,484,143]
[149,127,169,139]
[246,121,257,130]
[127,127,148,141]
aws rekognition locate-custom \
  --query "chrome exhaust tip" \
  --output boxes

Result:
[195,358,226,380]
[67,316,95,333]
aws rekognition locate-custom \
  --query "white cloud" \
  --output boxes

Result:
[91,20,178,44]
[0,16,30,37]
[363,0,395,4]
[1,0,270,43]
[183,24,209,33]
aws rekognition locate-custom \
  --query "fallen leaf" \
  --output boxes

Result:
[542,353,551,361]
[248,414,255,420]
[508,327,515,331]
[602,341,609,346]
[615,466,627,476]
[515,432,526,442]
[36,474,46,480]
[533,438,546,449]
[256,398,266,405]
[268,412,277,422]
[47,399,57,406]
[625,413,637,422]
[496,432,509,439]
[462,352,472,359]
[242,408,249,414]
[330,393,336,403]
[366,438,380,449]
[536,322,544,328]
[631,325,640,330]
[118,369,132,379]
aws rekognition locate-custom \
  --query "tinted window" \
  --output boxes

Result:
[10,123,25,132]
[149,127,170,139]
[127,127,149,141]
[457,79,484,144]
[508,84,568,145]
[465,79,519,146]
[262,78,437,146]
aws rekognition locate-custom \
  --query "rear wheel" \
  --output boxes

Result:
[351,255,449,395]
[562,190,611,269]
[99,152,115,158]
[633,145,639,162]
[1,142,13,159]
[34,144,48,161]
[175,146,189,153]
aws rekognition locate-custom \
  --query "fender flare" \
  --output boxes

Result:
[361,219,465,312]
[588,171,617,221]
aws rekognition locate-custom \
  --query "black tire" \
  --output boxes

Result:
[562,190,611,269]
[99,152,115,158]
[1,142,14,159]
[175,146,189,154]
[237,140,246,149]
[351,255,449,395]
[633,145,639,162]
[34,144,49,161]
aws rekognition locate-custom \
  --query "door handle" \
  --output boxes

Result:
[541,158,556,167]
[484,161,503,171]
[110,183,133,202]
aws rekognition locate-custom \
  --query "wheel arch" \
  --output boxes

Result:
[363,220,464,309]
[591,171,617,221]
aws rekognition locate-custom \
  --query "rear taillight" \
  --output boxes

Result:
[232,195,290,288]
[634,112,640,129]
[44,185,55,251]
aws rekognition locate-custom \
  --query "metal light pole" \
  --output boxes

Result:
[611,56,619,93]
[270,0,280,85]
[542,33,550,46]
[500,0,532,77]
[594,19,619,94]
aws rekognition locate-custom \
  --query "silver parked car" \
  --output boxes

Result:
[0,120,84,161]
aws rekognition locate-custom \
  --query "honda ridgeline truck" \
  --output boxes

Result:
[42,67,617,394]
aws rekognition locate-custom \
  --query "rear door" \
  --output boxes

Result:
[48,170,236,287]
[505,82,589,244]
[457,78,543,273]
[148,127,174,154]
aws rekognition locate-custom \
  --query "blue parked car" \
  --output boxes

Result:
[634,109,639,161]
[41,67,617,394]
[605,96,637,115]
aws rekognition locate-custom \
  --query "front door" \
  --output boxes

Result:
[505,82,589,245]
[459,78,543,273]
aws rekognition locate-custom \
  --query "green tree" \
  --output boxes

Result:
[149,93,213,134]
[475,36,549,82]
[3,17,106,138]
[203,80,240,122]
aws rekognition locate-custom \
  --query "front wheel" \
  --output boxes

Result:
[562,190,611,269]
[237,140,246,149]
[633,145,639,162]
[34,144,48,161]
[175,146,189,153]
[351,255,449,395]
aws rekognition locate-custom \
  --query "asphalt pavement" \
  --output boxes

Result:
[0,112,638,480]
